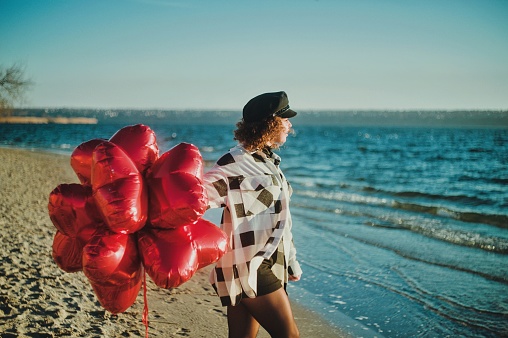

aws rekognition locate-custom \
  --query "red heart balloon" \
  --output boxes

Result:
[92,141,148,234]
[49,125,228,315]
[83,231,142,286]
[48,183,102,245]
[89,275,142,314]
[138,220,227,289]
[191,219,229,269]
[151,142,204,178]
[110,124,159,175]
[52,231,83,273]
[148,172,207,229]
[146,143,207,229]
[70,139,106,186]
[137,226,197,288]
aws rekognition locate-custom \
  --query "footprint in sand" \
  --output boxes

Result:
[209,307,227,317]
[175,327,191,336]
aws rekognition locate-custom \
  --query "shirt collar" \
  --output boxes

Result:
[236,144,282,166]
[257,146,281,166]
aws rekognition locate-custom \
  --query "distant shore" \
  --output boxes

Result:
[0,116,98,124]
[3,108,508,127]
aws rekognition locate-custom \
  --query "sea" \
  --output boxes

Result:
[1,110,507,337]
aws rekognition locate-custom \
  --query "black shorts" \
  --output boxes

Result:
[256,258,282,296]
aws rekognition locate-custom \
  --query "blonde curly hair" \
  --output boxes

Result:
[234,116,289,151]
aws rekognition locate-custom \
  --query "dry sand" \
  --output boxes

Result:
[0,147,346,337]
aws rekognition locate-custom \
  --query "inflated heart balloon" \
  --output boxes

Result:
[90,275,142,314]
[49,125,228,316]
[83,230,142,313]
[148,172,207,229]
[138,226,196,288]
[83,231,141,285]
[151,142,203,178]
[48,183,102,245]
[52,231,84,273]
[109,124,159,175]
[146,143,207,229]
[138,219,228,289]
[191,219,229,269]
[92,141,148,234]
[70,139,106,186]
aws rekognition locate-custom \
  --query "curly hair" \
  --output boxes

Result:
[234,116,289,151]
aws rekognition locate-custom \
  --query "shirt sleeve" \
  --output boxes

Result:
[288,239,303,277]
[203,165,228,209]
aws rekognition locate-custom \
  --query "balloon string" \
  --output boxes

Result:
[142,269,149,338]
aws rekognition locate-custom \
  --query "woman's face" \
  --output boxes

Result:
[271,118,292,146]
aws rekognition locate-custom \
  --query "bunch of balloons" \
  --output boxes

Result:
[48,124,228,314]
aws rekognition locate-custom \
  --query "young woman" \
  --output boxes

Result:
[204,91,303,338]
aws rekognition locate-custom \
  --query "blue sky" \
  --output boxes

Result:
[1,0,507,110]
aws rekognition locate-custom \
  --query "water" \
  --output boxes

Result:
[1,122,507,337]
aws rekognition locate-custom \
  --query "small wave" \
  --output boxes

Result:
[456,175,508,188]
[359,187,505,226]
[490,177,508,185]
[393,201,508,229]
[394,191,490,206]
[468,147,492,153]
[314,181,350,190]
[297,189,506,228]
[362,187,491,205]
[294,193,508,253]
[297,189,390,207]
[362,186,492,206]
[382,219,508,254]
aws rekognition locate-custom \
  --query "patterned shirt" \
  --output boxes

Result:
[203,144,302,306]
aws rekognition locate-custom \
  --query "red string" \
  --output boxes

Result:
[142,269,149,338]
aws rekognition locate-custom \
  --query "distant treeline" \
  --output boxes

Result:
[6,108,508,128]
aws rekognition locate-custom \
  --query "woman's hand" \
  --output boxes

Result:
[289,274,301,281]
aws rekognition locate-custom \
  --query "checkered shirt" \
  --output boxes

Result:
[203,145,302,306]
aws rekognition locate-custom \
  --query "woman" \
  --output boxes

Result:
[204,91,303,338]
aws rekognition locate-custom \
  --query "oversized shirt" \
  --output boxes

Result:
[203,145,302,306]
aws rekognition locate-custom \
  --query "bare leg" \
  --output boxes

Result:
[227,303,260,338]
[240,288,299,338]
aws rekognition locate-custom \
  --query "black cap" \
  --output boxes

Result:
[242,91,297,123]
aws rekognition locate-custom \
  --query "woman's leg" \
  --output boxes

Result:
[240,288,299,338]
[227,303,260,338]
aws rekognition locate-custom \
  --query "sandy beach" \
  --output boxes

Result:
[0,147,346,337]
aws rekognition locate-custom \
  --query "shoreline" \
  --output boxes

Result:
[0,147,349,337]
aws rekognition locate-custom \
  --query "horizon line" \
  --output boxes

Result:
[11,106,508,112]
